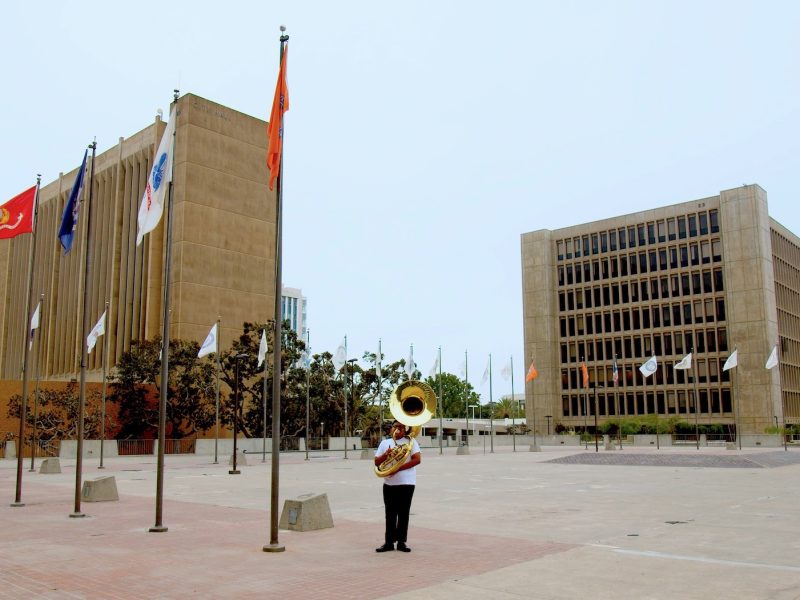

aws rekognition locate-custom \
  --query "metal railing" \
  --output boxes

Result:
[117,439,155,456]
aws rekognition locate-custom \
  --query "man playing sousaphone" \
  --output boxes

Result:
[374,380,436,553]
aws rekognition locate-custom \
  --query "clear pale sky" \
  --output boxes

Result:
[2,1,798,403]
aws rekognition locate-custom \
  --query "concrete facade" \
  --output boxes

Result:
[0,94,275,381]
[522,185,800,436]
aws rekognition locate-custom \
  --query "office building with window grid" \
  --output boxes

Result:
[521,185,799,436]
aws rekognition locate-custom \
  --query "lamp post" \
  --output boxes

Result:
[346,358,357,459]
[229,353,248,475]
[545,415,552,436]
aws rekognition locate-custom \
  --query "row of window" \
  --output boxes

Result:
[561,299,726,338]
[562,328,729,365]
[558,241,722,286]
[561,388,731,418]
[556,209,720,261]
[559,270,725,313]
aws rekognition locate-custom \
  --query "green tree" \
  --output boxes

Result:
[423,372,480,418]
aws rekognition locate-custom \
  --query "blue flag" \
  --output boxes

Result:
[58,150,88,253]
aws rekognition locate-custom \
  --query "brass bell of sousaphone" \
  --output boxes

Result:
[374,380,437,478]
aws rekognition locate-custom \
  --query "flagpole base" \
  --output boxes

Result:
[149,525,168,533]
[263,543,286,553]
[229,470,240,475]
[69,512,85,519]
[10,502,25,507]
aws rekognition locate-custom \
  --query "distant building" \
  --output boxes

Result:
[0,94,276,381]
[521,185,798,436]
[281,286,307,341]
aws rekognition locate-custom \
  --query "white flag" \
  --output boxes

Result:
[639,355,657,378]
[460,356,467,380]
[723,349,738,371]
[500,359,512,381]
[404,346,415,378]
[765,345,779,370]
[29,301,41,350]
[481,359,490,385]
[198,323,217,358]
[673,352,692,370]
[257,329,267,368]
[333,338,346,371]
[86,311,106,354]
[429,354,440,378]
[136,105,176,246]
[376,343,382,379]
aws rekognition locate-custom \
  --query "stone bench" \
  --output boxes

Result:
[279,493,333,532]
[82,476,119,502]
[39,457,61,474]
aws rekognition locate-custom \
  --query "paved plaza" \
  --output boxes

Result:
[2,444,800,599]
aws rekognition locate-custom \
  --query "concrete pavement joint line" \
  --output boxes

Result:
[613,548,800,572]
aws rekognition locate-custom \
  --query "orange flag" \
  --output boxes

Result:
[267,47,290,191]
[525,361,538,382]
[580,362,589,388]
[0,185,36,240]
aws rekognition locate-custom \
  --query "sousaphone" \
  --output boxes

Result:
[374,380,437,478]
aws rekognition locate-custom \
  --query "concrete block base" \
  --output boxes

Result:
[39,457,61,474]
[529,444,542,452]
[229,452,247,467]
[279,493,334,531]
[360,449,373,460]
[82,476,119,502]
[457,446,470,455]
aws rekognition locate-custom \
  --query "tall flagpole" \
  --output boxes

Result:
[264,27,289,553]
[464,351,470,444]
[304,329,310,461]
[29,293,45,472]
[377,339,383,435]
[437,346,443,455]
[214,316,221,464]
[489,353,494,453]
[99,300,109,469]
[150,90,179,533]
[268,329,274,462]
[72,140,97,518]
[511,356,516,452]
[12,175,41,507]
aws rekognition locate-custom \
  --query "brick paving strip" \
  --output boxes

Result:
[544,450,800,468]
[0,481,573,599]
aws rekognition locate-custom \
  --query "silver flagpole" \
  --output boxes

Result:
[99,300,109,469]
[511,356,516,452]
[438,346,443,455]
[214,316,221,464]
[29,293,45,473]
[150,90,180,533]
[262,327,268,463]
[12,175,41,507]
[72,140,97,519]
[264,27,289,553]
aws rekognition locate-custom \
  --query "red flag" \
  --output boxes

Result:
[0,186,36,240]
[525,361,538,382]
[267,47,290,191]
[580,362,589,388]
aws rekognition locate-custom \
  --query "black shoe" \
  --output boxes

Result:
[375,544,394,553]
[396,543,411,553]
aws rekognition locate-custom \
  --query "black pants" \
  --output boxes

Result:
[383,484,415,545]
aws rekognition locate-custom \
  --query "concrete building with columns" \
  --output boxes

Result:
[0,93,276,382]
[521,185,800,436]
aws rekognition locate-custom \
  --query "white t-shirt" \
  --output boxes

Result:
[375,437,420,486]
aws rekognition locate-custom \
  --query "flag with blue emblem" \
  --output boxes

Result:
[58,150,88,253]
[137,105,176,246]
